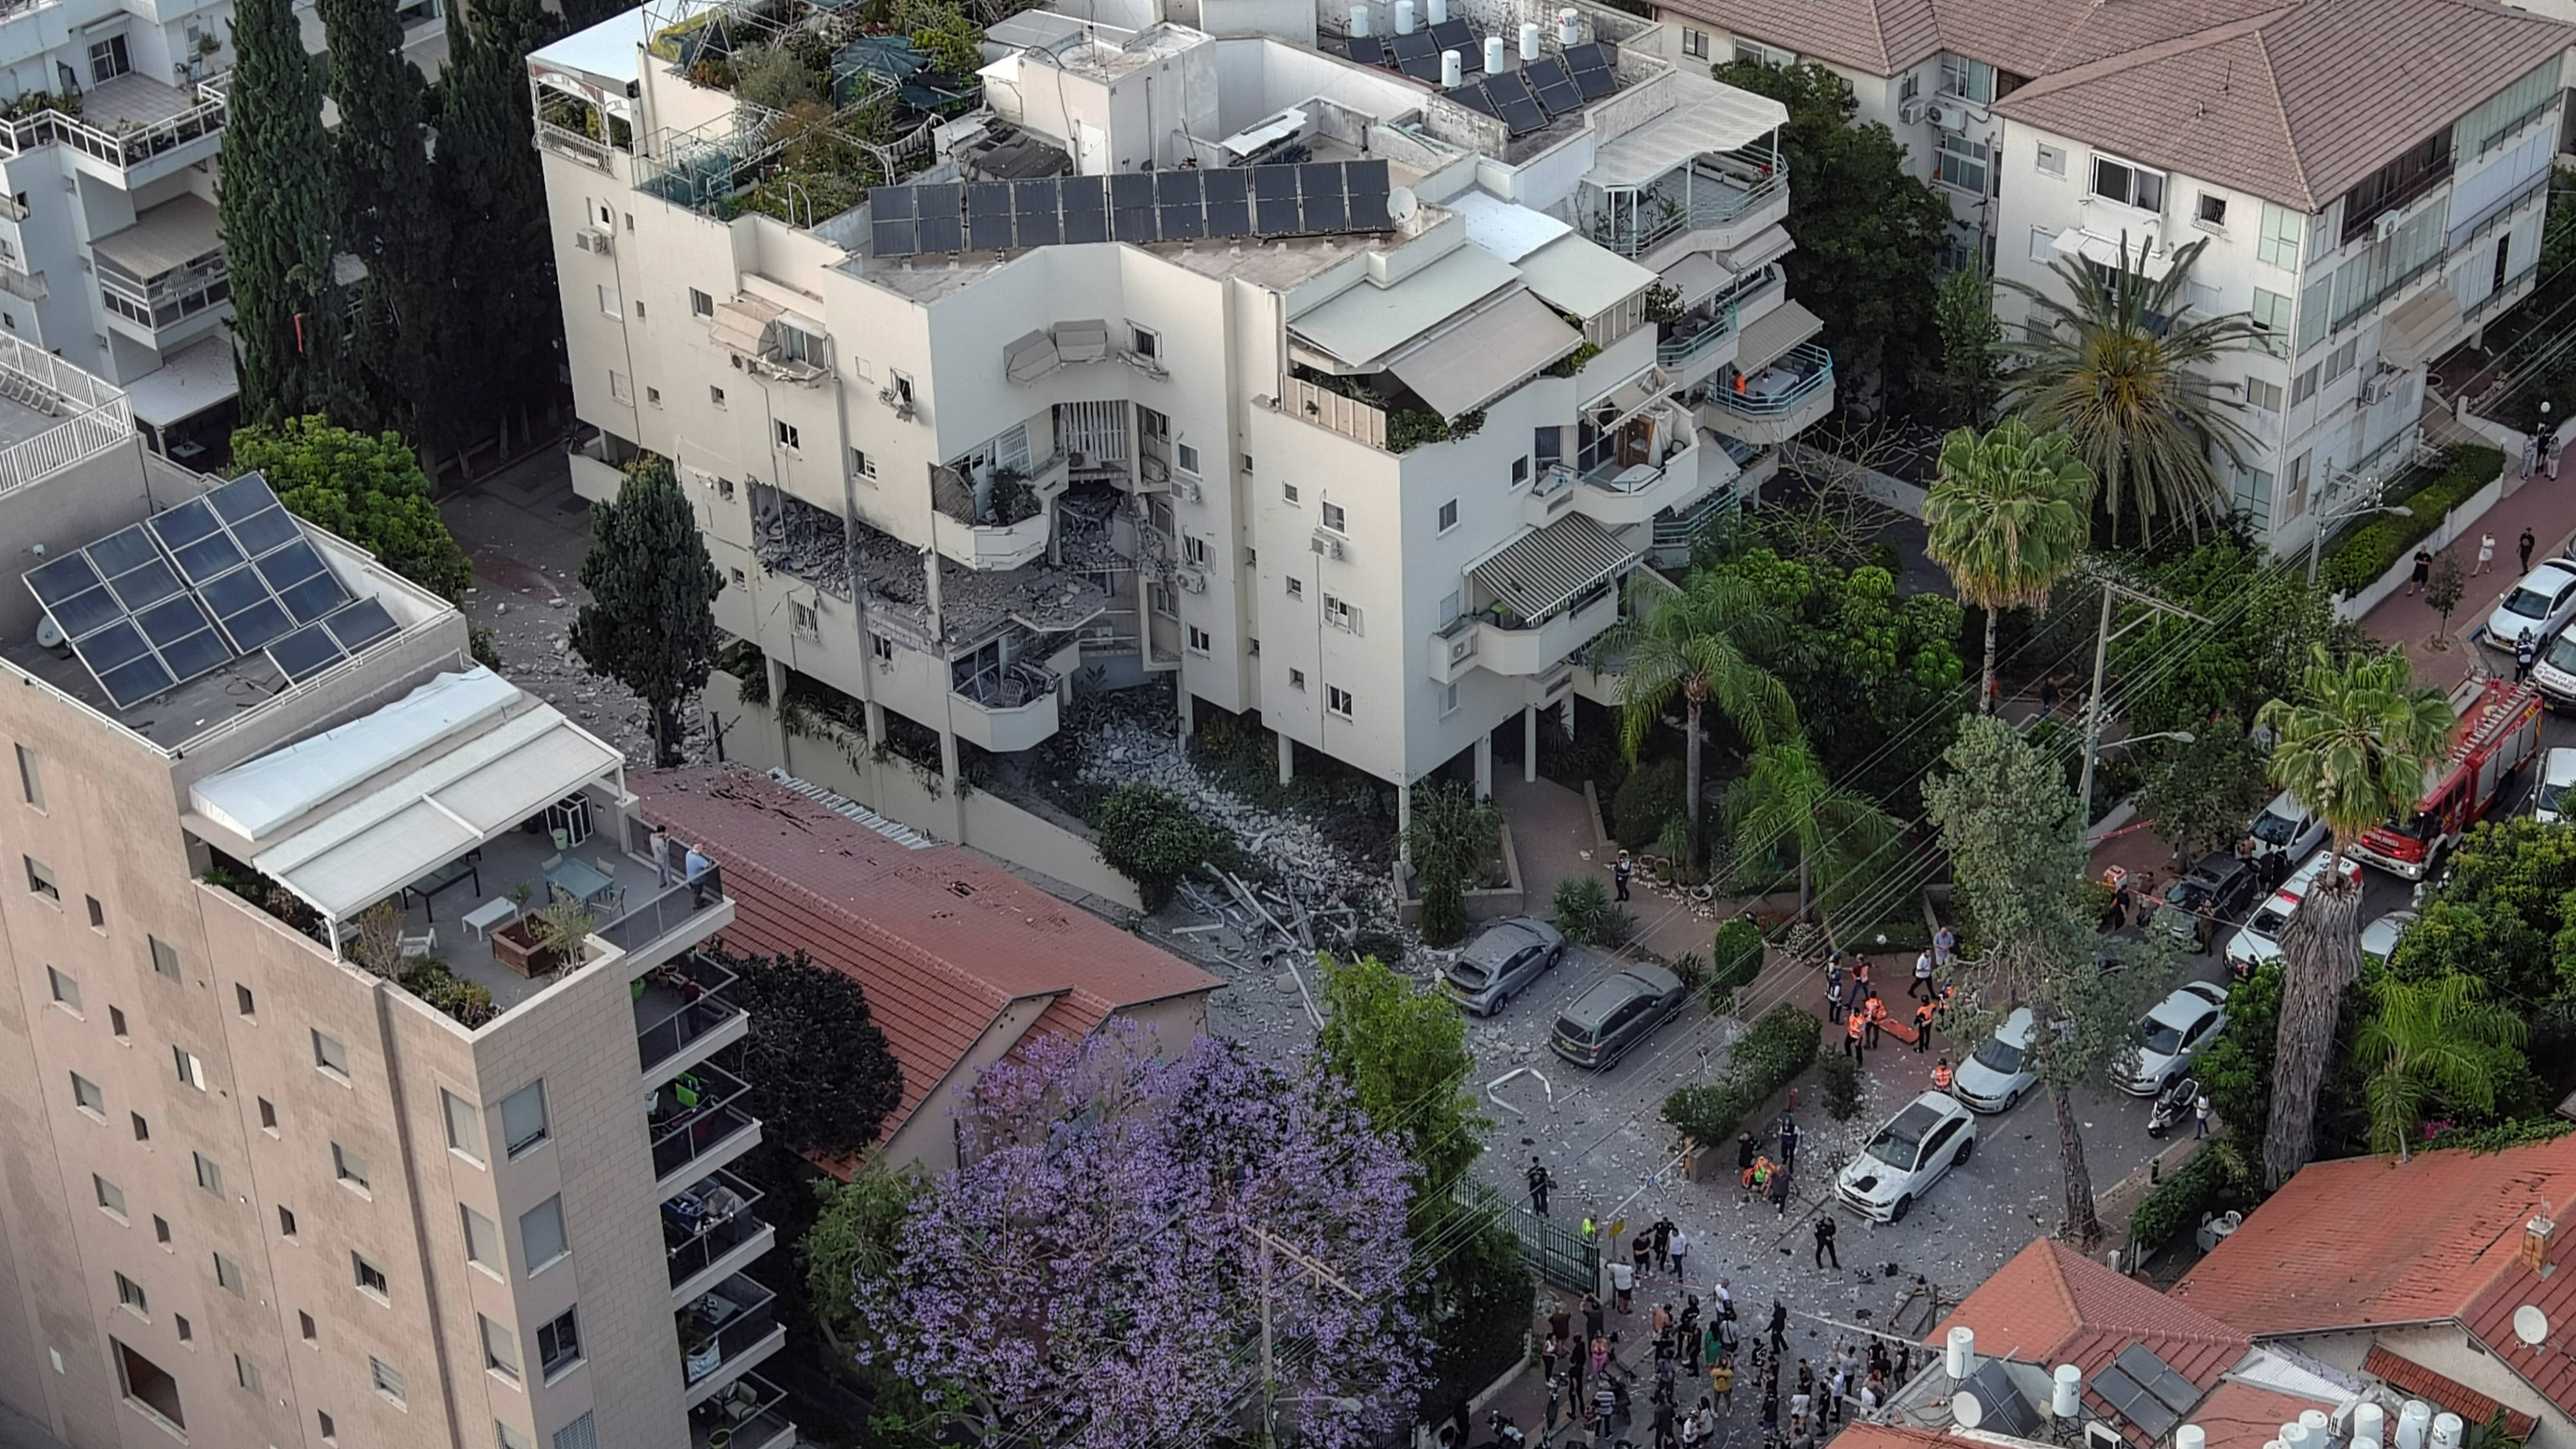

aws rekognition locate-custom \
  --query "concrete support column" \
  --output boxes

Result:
[765,654,791,765]
[1474,732,1493,800]
[1397,775,1413,867]
[1562,695,1577,739]
[1179,687,1195,737]
[1277,730,1295,785]
[1524,703,1539,783]
[864,700,886,748]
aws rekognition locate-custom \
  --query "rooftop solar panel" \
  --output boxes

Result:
[208,473,282,525]
[1389,28,1435,62]
[266,623,344,684]
[1450,80,1499,118]
[105,557,181,612]
[157,626,232,684]
[321,597,399,652]
[872,215,919,256]
[1014,181,1061,247]
[1498,96,1548,134]
[1300,168,1347,231]
[228,505,301,556]
[1347,33,1385,65]
[171,531,244,585]
[146,497,222,550]
[916,208,964,253]
[25,553,100,606]
[1157,171,1202,206]
[134,594,212,651]
[95,655,175,709]
[1110,173,1156,209]
[872,184,918,220]
[278,571,347,624]
[1428,19,1474,56]
[968,204,1014,251]
[214,596,294,652]
[79,620,149,670]
[44,584,120,639]
[86,526,157,579]
[1062,202,1110,244]
[1527,56,1582,114]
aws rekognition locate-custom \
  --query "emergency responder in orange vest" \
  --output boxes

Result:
[1844,1008,1866,1063]
[1913,999,1936,1053]
[1931,1057,1955,1092]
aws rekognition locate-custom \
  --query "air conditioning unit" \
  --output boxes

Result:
[1310,529,1347,560]
[1141,455,1169,484]
[1898,96,1928,126]
[2375,209,2402,241]
[1176,567,1209,593]
[574,227,613,255]
[1171,478,1202,504]
[2359,376,2387,406]
[1929,102,1967,132]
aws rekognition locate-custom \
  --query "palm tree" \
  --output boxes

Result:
[2353,974,2525,1160]
[1725,739,1900,920]
[2252,646,2455,1185]
[2000,235,2267,545]
[1924,419,2092,714]
[1598,571,1795,836]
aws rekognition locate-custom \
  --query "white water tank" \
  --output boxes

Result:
[1558,6,1580,43]
[2302,1412,2331,1437]
[1484,34,1506,70]
[2432,1414,2464,1449]
[1520,21,1540,59]
[1426,0,1445,23]
[1946,1327,1976,1380]
[1440,49,1461,86]
[2356,1404,2386,1446]
[2178,1428,2207,1449]
[2052,1366,2082,1418]
[2397,1400,2434,1449]
[2283,1421,2314,1449]
[1348,5,1368,36]
[1393,0,1413,32]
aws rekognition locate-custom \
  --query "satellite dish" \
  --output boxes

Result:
[33,614,62,649]
[1388,186,1419,222]
[1954,1392,1985,1429]
[2515,1304,2549,1347]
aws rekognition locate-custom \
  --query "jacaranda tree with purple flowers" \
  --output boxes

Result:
[849,1023,1426,1449]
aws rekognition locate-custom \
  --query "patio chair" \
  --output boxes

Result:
[397,926,436,958]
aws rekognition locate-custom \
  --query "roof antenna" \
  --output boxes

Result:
[2221,59,2231,94]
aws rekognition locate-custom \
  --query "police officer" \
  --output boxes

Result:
[1528,1156,1555,1215]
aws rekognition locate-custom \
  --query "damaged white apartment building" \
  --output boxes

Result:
[531,0,1831,870]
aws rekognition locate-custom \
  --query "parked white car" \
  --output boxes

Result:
[1951,1007,2040,1113]
[2362,909,2419,967]
[2485,560,2576,654]
[1836,1091,1977,1223]
[2113,981,2231,1095]
[2248,790,2328,866]
[2223,847,2364,976]
[2537,748,2576,825]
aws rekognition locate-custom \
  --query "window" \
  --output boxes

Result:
[690,288,713,317]
[849,448,876,478]
[773,419,801,452]
[607,371,632,404]
[152,1215,168,1245]
[2090,155,2166,213]
[501,1423,535,1449]
[333,1143,370,1194]
[776,325,824,368]
[1284,577,1303,600]
[319,1410,337,1441]
[14,743,39,806]
[596,284,619,317]
[71,1072,103,1115]
[1187,625,1212,654]
[1248,637,1261,656]
[353,1253,389,1299]
[370,1356,405,1405]
[1138,405,1170,442]
[555,1413,600,1449]
[193,1153,221,1196]
[2296,273,2330,353]
[46,965,77,1012]
[1733,39,1794,68]
[2285,451,2312,520]
[2323,337,2358,383]
[1320,501,1348,533]
[213,1254,244,1296]
[2232,465,2274,522]
[1938,53,1994,104]
[258,1097,278,1133]
[1326,685,1355,719]
[537,1309,583,1378]
[1680,26,1707,58]
[1282,482,1300,504]
[2257,202,2303,270]
[1129,324,1160,359]
[1437,499,1459,532]
[172,1046,204,1092]
[148,936,180,980]
[2035,144,2066,177]
[1934,132,1990,194]
[709,384,727,408]
[1176,441,1201,475]
[278,1204,299,1240]
[1511,455,1529,485]
[234,1355,260,1394]
[24,855,57,901]
[1289,668,1308,691]
[1182,535,1209,566]
[790,600,819,638]
[2292,364,2320,406]
[173,1315,189,1342]
[462,1206,502,1271]
[1324,595,1362,633]
[2250,288,2291,355]
[1534,426,1562,465]
[299,1311,317,1343]
[1442,682,1460,716]
[231,983,254,1018]
[115,1272,147,1316]
[131,1112,148,1142]
[312,1028,348,1077]
[520,1196,568,1271]
[87,33,129,83]
[871,635,894,664]
[646,386,662,407]
[2246,377,2284,412]
[2196,193,2228,228]
[109,1007,126,1038]
[94,1174,124,1217]
[503,1081,549,1156]
[84,896,101,929]
[481,1316,522,1381]
[113,1343,183,1432]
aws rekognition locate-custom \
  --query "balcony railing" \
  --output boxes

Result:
[597,864,725,958]
[636,952,745,1075]
[1280,375,1386,449]
[1704,344,1834,417]
[536,118,613,172]
[2448,167,2550,257]
[1656,303,1740,368]
[679,1277,780,1387]
[0,83,228,179]
[98,255,228,335]
[650,1062,756,1181]
[1589,148,1786,259]
[664,1170,766,1288]
[691,1373,794,1449]
[0,335,131,497]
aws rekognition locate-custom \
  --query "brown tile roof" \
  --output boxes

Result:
[2362,1345,2539,1438]
[2188,1380,2345,1449]
[1815,1427,1974,1449]
[1933,1239,2251,1438]
[633,767,1220,1144]
[2170,1135,2576,1340]
[1656,0,1940,74]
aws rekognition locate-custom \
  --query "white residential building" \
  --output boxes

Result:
[1653,0,2573,556]
[532,0,1832,860]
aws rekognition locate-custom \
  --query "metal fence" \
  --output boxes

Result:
[1506,1202,1600,1294]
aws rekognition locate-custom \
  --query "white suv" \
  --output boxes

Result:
[2222,847,2362,977]
[1835,1091,1976,1223]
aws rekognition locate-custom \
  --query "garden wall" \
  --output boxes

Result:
[2334,468,2508,622]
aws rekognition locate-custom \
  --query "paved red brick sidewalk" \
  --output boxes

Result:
[2361,456,2576,686]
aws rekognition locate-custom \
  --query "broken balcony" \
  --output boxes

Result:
[931,450,1060,571]
[949,639,1063,753]
[1572,400,1703,530]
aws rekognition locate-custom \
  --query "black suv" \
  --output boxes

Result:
[2157,852,2256,953]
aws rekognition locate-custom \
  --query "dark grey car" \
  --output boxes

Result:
[2157,852,2256,952]
[1550,964,1687,1070]
[1443,917,1568,1016]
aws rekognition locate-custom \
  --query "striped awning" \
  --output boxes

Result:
[1736,298,1824,377]
[1469,513,1640,622]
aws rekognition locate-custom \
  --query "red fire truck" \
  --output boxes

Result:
[2351,676,2543,880]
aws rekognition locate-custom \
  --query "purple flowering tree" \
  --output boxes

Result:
[849,1023,1424,1449]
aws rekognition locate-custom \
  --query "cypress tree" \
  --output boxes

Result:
[219,0,348,427]
[573,459,725,767]
[431,0,559,456]
[319,0,448,444]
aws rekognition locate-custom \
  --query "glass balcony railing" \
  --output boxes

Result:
[598,864,724,958]
[636,952,746,1075]
[1704,344,1834,417]
[1656,303,1739,368]
[664,1170,766,1289]
[650,1062,756,1182]
[678,1276,779,1387]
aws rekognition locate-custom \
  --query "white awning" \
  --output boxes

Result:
[1469,513,1640,621]
[1515,234,1658,320]
[192,668,520,839]
[1288,244,1517,366]
[2051,228,2175,280]
[710,297,780,357]
[2380,282,2465,369]
[1588,73,1786,189]
[126,332,238,429]
[1663,253,1729,305]
[1734,299,1823,376]
[1447,189,1573,263]
[1387,291,1584,417]
[92,194,219,279]
[1004,329,1060,384]
[1055,318,1111,363]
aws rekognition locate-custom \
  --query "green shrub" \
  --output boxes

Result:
[1669,951,1709,998]
[1612,759,1686,847]
[1096,784,1223,910]
[2317,447,2506,596]
[2125,1146,2235,1250]
[1816,1053,1863,1121]
[1707,918,1765,1009]
[1658,1003,1819,1149]
[1662,1080,1752,1148]
[1552,875,1611,944]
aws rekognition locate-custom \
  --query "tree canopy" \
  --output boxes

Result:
[235,416,473,602]
[430,0,562,452]
[221,0,354,425]
[708,944,902,1160]
[573,458,726,765]
[319,0,446,441]
[1925,419,2092,713]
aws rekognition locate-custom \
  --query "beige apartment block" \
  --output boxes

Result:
[0,349,781,1449]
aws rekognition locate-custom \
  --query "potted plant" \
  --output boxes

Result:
[677,1314,721,1382]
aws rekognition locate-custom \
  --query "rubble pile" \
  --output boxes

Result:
[753,489,852,598]
[937,555,1114,639]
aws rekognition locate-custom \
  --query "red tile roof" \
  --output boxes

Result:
[1934,1239,2252,1406]
[2171,1135,2576,1338]
[2188,1380,2342,1449]
[633,768,1220,1144]
[1820,1427,1972,1449]
[2361,1346,2538,1438]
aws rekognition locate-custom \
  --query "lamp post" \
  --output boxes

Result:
[2077,730,2195,836]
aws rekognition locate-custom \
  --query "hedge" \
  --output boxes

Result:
[1660,1003,1821,1149]
[1707,918,1765,1005]
[2318,447,2506,597]
[2125,1145,2234,1251]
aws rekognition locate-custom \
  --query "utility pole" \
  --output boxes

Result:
[1251,1226,1363,1449]
[2074,578,2211,836]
